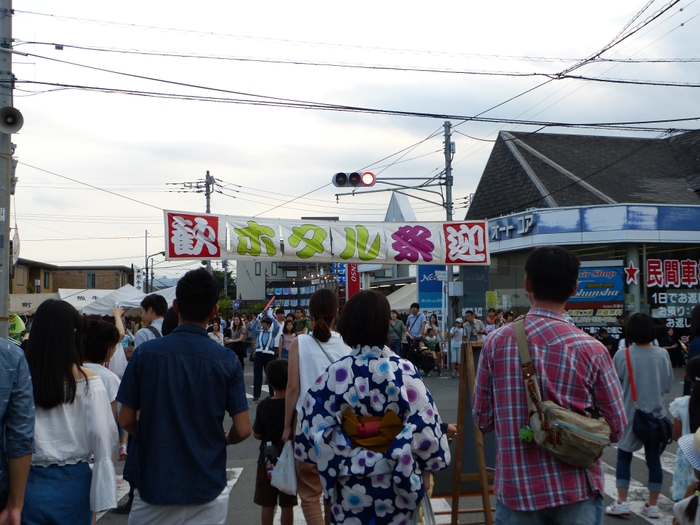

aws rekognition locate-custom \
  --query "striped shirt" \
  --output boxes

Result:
[472,308,627,511]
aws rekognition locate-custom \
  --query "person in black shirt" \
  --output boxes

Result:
[252,359,296,525]
[598,328,619,358]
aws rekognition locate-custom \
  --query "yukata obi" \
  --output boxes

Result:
[295,344,450,525]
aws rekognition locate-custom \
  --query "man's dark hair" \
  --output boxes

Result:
[410,302,420,310]
[82,320,120,363]
[175,269,220,322]
[266,359,288,391]
[524,246,580,303]
[337,290,390,348]
[261,317,272,326]
[626,312,656,345]
[465,310,475,316]
[140,293,168,317]
[275,308,285,315]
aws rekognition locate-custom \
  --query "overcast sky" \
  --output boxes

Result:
[10,0,700,283]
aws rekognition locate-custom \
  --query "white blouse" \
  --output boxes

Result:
[32,376,119,512]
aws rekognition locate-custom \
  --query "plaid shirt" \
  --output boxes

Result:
[472,309,626,511]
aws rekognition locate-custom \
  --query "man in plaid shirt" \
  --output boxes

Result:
[472,246,626,524]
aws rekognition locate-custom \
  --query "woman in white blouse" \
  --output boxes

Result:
[209,320,225,345]
[22,299,118,525]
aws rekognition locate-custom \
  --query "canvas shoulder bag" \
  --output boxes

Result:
[514,317,611,469]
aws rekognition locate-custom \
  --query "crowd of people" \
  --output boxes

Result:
[3,246,700,524]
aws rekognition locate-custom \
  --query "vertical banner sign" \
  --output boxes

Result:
[418,265,445,311]
[346,264,360,300]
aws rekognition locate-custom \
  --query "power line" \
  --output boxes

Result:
[18,162,163,210]
[11,11,582,63]
[16,81,700,132]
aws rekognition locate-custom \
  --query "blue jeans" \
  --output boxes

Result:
[616,447,663,492]
[495,497,603,525]
[22,462,92,525]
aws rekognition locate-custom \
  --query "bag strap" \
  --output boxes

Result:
[625,346,638,407]
[310,335,334,364]
[146,325,162,338]
[514,317,544,418]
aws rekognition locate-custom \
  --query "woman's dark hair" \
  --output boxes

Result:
[309,289,338,343]
[82,320,120,363]
[26,299,86,409]
[161,307,179,336]
[686,493,699,523]
[524,246,580,303]
[283,320,295,335]
[429,313,438,325]
[266,359,289,391]
[337,290,390,348]
[390,310,398,316]
[626,312,656,345]
[687,356,700,433]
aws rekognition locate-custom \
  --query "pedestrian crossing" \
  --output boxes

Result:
[96,439,685,523]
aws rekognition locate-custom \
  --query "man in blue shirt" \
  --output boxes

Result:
[405,302,427,354]
[0,338,34,524]
[118,269,251,524]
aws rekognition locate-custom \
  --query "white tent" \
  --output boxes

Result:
[80,285,176,317]
[80,285,144,316]
[10,293,59,316]
[59,288,117,311]
[385,283,417,313]
[117,287,176,317]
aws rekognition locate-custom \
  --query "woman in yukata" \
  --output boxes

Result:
[295,290,450,525]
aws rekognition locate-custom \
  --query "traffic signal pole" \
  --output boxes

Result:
[444,121,455,337]
[0,0,14,335]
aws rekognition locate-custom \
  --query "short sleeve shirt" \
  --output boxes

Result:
[252,397,286,465]
[117,324,248,505]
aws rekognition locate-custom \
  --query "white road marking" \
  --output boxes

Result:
[97,469,244,520]
[272,497,454,524]
[603,460,675,524]
[247,385,270,399]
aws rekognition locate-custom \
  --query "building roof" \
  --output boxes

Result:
[466,129,700,220]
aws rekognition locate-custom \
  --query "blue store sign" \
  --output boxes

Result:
[569,267,624,303]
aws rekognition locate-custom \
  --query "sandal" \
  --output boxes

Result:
[119,444,128,461]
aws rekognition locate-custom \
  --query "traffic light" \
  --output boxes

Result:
[332,171,376,188]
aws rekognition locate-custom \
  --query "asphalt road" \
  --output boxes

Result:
[97,362,688,524]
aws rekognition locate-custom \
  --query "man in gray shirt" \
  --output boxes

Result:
[464,310,486,342]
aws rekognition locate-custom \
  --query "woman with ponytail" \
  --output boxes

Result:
[672,357,700,501]
[282,289,351,525]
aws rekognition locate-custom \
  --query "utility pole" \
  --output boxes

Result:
[444,121,455,334]
[205,170,214,274]
[222,259,228,298]
[0,1,19,336]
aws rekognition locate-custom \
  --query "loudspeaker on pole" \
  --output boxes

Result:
[0,107,23,134]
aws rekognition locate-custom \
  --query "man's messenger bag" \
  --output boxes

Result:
[514,318,611,469]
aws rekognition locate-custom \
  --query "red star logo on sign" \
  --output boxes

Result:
[624,261,639,285]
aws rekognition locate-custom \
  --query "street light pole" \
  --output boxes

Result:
[145,251,165,294]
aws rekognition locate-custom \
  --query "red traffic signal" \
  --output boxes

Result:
[332,171,376,188]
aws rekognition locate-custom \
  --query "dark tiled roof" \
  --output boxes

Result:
[466,129,700,220]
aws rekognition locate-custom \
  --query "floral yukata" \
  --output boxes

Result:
[295,344,450,525]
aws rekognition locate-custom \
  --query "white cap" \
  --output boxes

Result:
[679,429,700,471]
[455,318,463,323]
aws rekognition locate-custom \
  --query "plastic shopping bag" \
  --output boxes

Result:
[270,441,297,495]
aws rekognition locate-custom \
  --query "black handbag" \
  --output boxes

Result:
[625,347,673,454]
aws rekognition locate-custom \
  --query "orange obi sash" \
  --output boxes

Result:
[342,408,403,453]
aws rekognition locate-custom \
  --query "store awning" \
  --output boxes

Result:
[385,283,416,313]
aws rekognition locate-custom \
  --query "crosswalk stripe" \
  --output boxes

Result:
[272,497,455,525]
[602,460,675,524]
[247,385,270,399]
